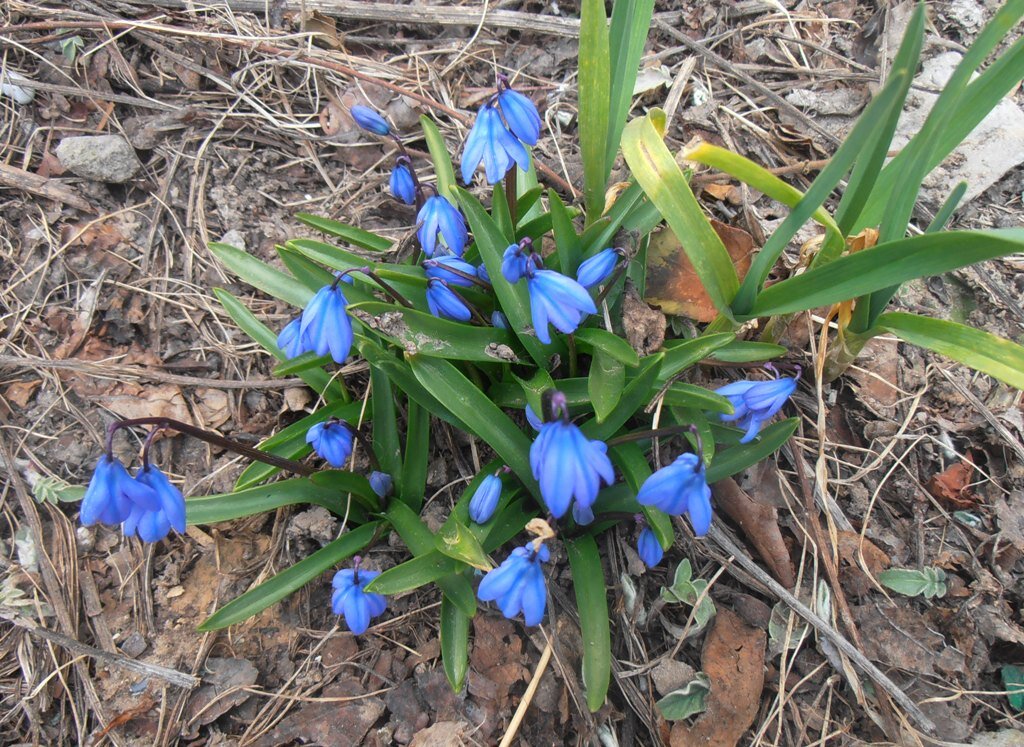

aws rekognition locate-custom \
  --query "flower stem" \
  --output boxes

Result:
[108,418,315,476]
[594,258,628,307]
[361,270,415,308]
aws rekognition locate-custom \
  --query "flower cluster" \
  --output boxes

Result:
[277,276,353,365]
[477,541,549,626]
[462,76,541,186]
[715,365,800,443]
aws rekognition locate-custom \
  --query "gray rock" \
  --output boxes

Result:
[56,135,142,183]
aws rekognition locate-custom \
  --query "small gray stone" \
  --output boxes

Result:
[56,135,142,183]
[119,631,148,658]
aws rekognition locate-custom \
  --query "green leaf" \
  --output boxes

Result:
[348,301,521,363]
[308,470,380,512]
[711,341,787,363]
[491,183,515,242]
[401,401,429,511]
[410,356,537,495]
[706,418,798,483]
[210,243,311,308]
[565,535,611,712]
[422,115,458,203]
[747,229,1024,319]
[621,114,739,315]
[277,245,336,290]
[441,596,471,692]
[873,312,1024,390]
[513,368,555,423]
[234,401,365,489]
[550,190,582,275]
[659,333,735,381]
[31,476,86,505]
[878,567,948,599]
[662,383,732,414]
[589,349,625,423]
[656,673,711,721]
[365,551,458,595]
[187,478,346,525]
[925,182,968,234]
[1001,665,1024,711]
[436,520,492,571]
[455,187,555,367]
[198,522,379,630]
[585,353,662,441]
[371,368,402,480]
[606,0,655,171]
[660,559,715,632]
[295,213,392,252]
[574,327,640,367]
[579,0,611,221]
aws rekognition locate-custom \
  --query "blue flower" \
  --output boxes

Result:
[636,454,712,536]
[80,455,158,527]
[477,543,549,626]
[526,269,597,344]
[637,527,664,568]
[332,567,387,634]
[276,316,304,358]
[390,162,416,205]
[426,279,472,321]
[497,87,541,146]
[572,502,595,526]
[298,284,353,364]
[424,256,476,287]
[417,195,468,257]
[501,243,530,283]
[469,474,502,524]
[576,249,619,289]
[491,310,509,329]
[476,262,490,283]
[125,466,187,542]
[524,403,543,432]
[307,420,354,468]
[530,420,614,519]
[369,471,393,498]
[350,105,390,136]
[715,372,798,443]
[461,104,529,185]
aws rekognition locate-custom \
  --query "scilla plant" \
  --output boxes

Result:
[72,0,1024,713]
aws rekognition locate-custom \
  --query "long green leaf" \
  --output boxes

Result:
[197,522,379,630]
[422,115,458,203]
[874,312,1024,389]
[295,213,392,252]
[210,243,311,307]
[401,401,429,510]
[706,419,798,483]
[365,551,458,594]
[550,190,582,275]
[565,535,611,712]
[606,0,655,171]
[621,114,739,315]
[589,349,625,423]
[748,229,1024,318]
[348,301,521,362]
[410,356,537,493]
[579,0,611,221]
[370,368,402,481]
[586,353,662,441]
[441,596,470,691]
[186,478,343,525]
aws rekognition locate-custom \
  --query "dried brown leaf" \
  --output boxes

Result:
[927,455,978,509]
[713,478,796,588]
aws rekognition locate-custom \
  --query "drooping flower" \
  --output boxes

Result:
[350,105,390,136]
[715,368,799,443]
[637,526,664,568]
[469,474,502,524]
[307,419,354,468]
[80,455,158,527]
[572,502,595,526]
[476,262,490,283]
[526,269,597,344]
[390,162,416,205]
[426,279,472,321]
[491,310,509,329]
[576,248,619,289]
[524,403,543,432]
[276,316,304,358]
[332,563,387,635]
[424,256,477,287]
[497,86,541,146]
[369,471,393,498]
[477,543,549,626]
[125,465,187,542]
[529,392,614,519]
[461,104,529,185]
[501,243,530,283]
[417,195,468,257]
[636,454,712,536]
[297,283,353,364]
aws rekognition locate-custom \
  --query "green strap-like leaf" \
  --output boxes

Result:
[365,551,458,594]
[589,349,626,423]
[574,327,640,367]
[295,213,393,252]
[706,418,798,483]
[747,229,1024,318]
[441,595,471,692]
[186,478,344,525]
[371,368,402,481]
[421,116,458,203]
[874,312,1024,389]
[579,0,611,221]
[410,356,538,495]
[565,535,611,712]
[197,522,379,630]
[621,114,739,316]
[606,0,656,173]
[550,190,582,275]
[585,353,662,441]
[401,401,429,511]
[210,243,311,307]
